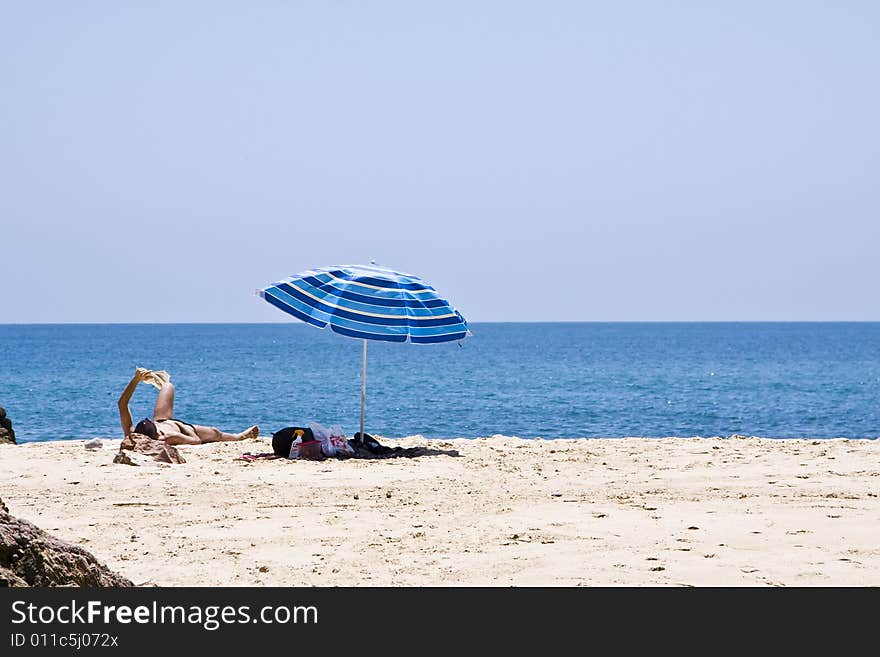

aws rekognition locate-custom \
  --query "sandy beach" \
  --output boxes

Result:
[1,435,878,586]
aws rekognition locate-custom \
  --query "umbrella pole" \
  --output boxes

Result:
[359,338,367,442]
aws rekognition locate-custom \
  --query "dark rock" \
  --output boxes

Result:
[0,566,28,587]
[0,406,15,444]
[0,498,133,587]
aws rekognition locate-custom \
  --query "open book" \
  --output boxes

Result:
[141,369,171,389]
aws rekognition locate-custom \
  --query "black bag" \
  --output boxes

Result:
[272,426,314,456]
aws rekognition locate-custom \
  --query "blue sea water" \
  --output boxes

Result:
[0,323,878,442]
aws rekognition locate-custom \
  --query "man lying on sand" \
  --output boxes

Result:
[118,368,259,445]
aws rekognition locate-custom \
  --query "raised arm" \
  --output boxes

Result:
[118,368,148,437]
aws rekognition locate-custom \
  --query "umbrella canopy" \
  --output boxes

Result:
[257,264,469,441]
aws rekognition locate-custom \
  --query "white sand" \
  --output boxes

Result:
[1,435,878,586]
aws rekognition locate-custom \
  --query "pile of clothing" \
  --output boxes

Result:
[269,425,424,460]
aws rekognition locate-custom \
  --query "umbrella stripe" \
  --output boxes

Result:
[264,286,336,325]
[323,312,458,338]
[406,322,469,338]
[262,290,327,329]
[264,289,406,336]
[330,324,409,343]
[411,331,469,344]
[283,279,455,318]
[330,324,466,343]
[274,283,463,327]
[300,275,449,309]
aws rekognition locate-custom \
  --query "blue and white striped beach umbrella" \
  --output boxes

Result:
[257,264,469,440]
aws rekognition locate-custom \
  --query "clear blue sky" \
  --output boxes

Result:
[1,2,877,322]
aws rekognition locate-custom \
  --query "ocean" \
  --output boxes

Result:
[1,323,878,442]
